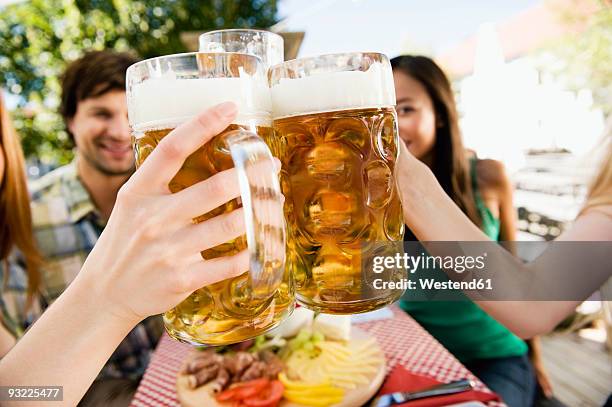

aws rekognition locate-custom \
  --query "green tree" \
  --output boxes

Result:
[0,0,278,165]
[544,0,611,119]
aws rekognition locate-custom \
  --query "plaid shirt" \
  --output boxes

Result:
[0,253,44,338]
[0,160,162,379]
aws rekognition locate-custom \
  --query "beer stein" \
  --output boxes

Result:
[268,52,405,314]
[126,52,292,345]
[199,29,283,67]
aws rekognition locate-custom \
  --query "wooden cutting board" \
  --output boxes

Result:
[176,329,386,407]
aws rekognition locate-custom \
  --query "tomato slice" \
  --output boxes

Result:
[216,387,240,402]
[234,380,270,399]
[243,380,284,407]
[216,379,271,402]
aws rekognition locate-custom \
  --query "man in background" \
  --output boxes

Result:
[28,50,161,406]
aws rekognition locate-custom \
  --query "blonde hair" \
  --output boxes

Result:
[0,93,42,303]
[583,137,612,212]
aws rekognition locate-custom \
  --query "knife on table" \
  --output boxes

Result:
[369,378,475,407]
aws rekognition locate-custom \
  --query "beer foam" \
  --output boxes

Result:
[270,62,395,119]
[129,75,271,130]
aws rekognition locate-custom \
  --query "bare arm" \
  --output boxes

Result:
[490,161,517,242]
[0,321,15,357]
[528,336,554,398]
[0,280,134,405]
[0,103,254,405]
[396,142,612,338]
[476,158,517,248]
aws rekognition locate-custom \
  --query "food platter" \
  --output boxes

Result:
[176,326,385,407]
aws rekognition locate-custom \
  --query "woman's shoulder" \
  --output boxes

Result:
[474,158,511,192]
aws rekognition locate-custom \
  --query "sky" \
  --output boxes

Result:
[1,0,532,108]
[0,0,541,58]
[0,0,545,59]
[276,0,539,58]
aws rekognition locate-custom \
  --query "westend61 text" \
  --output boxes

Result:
[372,253,487,274]
[373,278,493,291]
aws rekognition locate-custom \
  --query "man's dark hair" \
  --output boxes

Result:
[60,50,139,140]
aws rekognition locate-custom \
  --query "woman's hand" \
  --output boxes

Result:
[394,133,491,244]
[0,102,285,405]
[528,337,554,399]
[533,359,554,399]
[77,101,254,325]
[395,140,451,233]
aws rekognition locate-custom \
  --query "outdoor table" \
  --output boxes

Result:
[130,305,504,407]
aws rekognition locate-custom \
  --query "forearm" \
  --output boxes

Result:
[0,323,16,357]
[403,183,577,336]
[476,301,577,339]
[0,275,137,406]
[397,160,490,242]
[527,336,542,359]
[395,149,607,337]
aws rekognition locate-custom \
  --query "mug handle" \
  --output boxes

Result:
[223,129,286,302]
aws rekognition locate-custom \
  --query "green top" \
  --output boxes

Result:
[470,158,501,240]
[399,158,527,363]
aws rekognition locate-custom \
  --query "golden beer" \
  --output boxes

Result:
[269,53,405,314]
[128,53,292,345]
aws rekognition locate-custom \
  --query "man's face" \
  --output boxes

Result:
[68,90,133,176]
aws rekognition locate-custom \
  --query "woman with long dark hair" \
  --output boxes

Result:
[391,55,549,406]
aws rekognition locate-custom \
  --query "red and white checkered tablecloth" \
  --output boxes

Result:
[130,305,504,407]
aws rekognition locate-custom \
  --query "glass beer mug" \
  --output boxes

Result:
[268,52,406,314]
[199,29,284,67]
[126,52,293,345]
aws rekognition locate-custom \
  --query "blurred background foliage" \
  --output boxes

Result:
[547,0,611,119]
[0,0,278,165]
